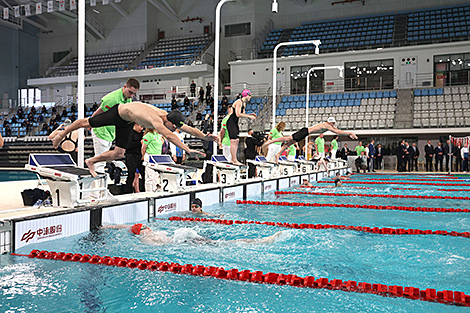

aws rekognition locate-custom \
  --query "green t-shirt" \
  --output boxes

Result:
[355,145,365,156]
[269,127,282,145]
[143,132,163,155]
[221,115,231,146]
[288,144,296,156]
[331,139,338,150]
[315,136,325,153]
[93,88,132,142]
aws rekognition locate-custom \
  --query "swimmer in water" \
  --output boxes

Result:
[188,198,224,218]
[101,223,284,246]
[300,178,313,187]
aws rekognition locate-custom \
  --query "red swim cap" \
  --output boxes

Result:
[130,223,143,235]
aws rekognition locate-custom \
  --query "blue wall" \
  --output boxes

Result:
[0,23,39,108]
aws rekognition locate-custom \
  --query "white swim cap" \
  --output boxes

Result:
[327,117,336,123]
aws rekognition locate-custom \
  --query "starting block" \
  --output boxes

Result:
[246,156,277,179]
[25,153,107,207]
[296,155,318,173]
[143,155,198,193]
[204,155,246,184]
[278,156,298,176]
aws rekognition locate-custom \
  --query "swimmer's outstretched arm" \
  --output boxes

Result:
[101,224,131,230]
[180,124,220,144]
[231,231,284,244]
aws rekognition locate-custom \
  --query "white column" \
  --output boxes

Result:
[77,0,85,167]
[214,0,235,153]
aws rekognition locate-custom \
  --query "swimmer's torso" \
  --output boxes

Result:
[119,102,167,128]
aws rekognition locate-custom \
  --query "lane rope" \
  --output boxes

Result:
[168,216,470,239]
[236,200,470,213]
[275,191,470,201]
[317,181,470,187]
[13,250,470,307]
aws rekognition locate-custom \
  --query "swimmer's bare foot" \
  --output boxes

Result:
[232,160,244,166]
[274,153,281,164]
[85,159,97,177]
[51,132,64,149]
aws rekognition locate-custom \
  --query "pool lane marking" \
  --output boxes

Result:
[168,217,470,239]
[14,250,470,307]
[236,200,469,213]
[275,191,470,201]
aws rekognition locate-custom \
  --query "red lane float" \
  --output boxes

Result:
[15,249,470,307]
[168,216,470,239]
[347,178,466,182]
[275,191,470,201]
[438,189,470,192]
[301,186,422,191]
[318,181,470,187]
[236,200,470,213]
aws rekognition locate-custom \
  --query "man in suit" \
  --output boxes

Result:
[454,143,462,172]
[396,140,405,172]
[375,143,383,170]
[341,143,352,161]
[444,140,452,172]
[404,142,412,172]
[410,142,420,171]
[434,142,444,172]
[424,140,434,172]
[368,140,376,172]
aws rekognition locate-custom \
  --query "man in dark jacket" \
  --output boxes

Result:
[434,142,444,172]
[340,143,352,161]
[410,142,420,171]
[424,140,434,172]
[245,129,264,178]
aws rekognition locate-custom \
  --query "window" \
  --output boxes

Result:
[290,64,324,94]
[225,22,251,37]
[433,53,470,86]
[344,59,394,91]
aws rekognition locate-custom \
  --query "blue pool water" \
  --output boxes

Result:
[1,174,469,312]
[0,170,37,182]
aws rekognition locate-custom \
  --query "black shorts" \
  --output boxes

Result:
[292,127,309,142]
[88,104,135,149]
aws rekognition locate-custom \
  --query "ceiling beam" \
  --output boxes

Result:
[160,0,178,16]
[110,1,129,19]
[147,0,179,23]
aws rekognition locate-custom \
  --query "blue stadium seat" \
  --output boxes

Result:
[414,89,421,96]
[362,92,370,99]
[421,89,429,96]
[390,90,397,97]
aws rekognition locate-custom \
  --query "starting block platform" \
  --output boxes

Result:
[143,155,198,193]
[247,156,278,179]
[278,156,298,176]
[327,158,348,170]
[25,154,108,207]
[204,155,247,184]
[296,155,318,174]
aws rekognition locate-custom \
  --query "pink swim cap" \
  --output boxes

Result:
[241,89,251,97]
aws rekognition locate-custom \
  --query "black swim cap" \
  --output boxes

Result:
[191,198,202,209]
[167,110,185,127]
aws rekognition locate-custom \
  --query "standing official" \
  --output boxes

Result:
[424,140,434,172]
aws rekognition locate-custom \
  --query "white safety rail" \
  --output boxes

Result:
[25,154,108,207]
[143,155,198,193]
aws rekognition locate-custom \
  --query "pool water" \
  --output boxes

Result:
[0,170,37,182]
[1,174,469,312]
